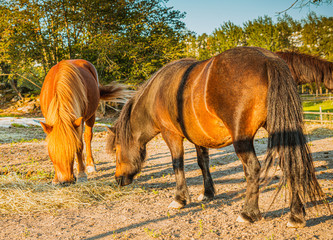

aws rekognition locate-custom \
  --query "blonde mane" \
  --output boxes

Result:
[45,61,88,166]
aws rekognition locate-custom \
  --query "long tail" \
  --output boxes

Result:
[262,59,328,210]
[99,82,132,102]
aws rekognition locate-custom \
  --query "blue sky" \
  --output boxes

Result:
[165,0,333,35]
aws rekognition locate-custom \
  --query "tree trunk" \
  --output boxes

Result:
[9,79,23,99]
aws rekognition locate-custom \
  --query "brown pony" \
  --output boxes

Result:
[107,47,328,228]
[275,51,333,90]
[40,59,125,185]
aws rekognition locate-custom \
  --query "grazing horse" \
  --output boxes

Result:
[275,51,333,90]
[40,59,125,185]
[107,47,326,228]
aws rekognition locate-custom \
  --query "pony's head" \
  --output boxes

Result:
[41,117,84,185]
[107,127,146,186]
[106,98,147,186]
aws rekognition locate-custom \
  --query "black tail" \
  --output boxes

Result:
[262,59,328,210]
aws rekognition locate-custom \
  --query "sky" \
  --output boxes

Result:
[165,0,333,35]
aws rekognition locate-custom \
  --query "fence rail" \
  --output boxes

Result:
[301,93,333,102]
[303,108,333,124]
[300,94,333,124]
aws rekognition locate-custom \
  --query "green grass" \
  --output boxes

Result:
[0,113,22,117]
[303,100,333,112]
[302,100,333,121]
[11,123,26,128]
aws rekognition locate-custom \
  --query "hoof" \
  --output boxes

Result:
[86,165,96,174]
[52,179,60,185]
[77,172,88,183]
[197,194,213,202]
[168,200,185,209]
[287,218,306,228]
[236,214,252,223]
[236,212,262,223]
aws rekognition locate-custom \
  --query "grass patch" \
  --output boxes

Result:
[0,113,22,117]
[11,138,42,143]
[0,173,145,214]
[303,100,333,112]
[303,100,333,121]
[11,123,27,128]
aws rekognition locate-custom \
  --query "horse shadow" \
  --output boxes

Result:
[93,133,333,192]
[136,146,245,189]
[83,190,332,240]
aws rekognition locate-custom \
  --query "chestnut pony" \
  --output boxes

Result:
[40,59,124,185]
[275,51,333,90]
[107,47,327,228]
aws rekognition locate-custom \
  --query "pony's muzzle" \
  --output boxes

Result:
[115,175,133,186]
[53,175,77,186]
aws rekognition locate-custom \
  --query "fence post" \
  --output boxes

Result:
[320,107,323,124]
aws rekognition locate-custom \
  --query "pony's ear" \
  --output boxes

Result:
[73,117,83,128]
[106,126,117,154]
[40,122,53,134]
[107,126,116,135]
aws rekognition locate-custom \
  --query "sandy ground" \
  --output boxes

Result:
[0,123,333,240]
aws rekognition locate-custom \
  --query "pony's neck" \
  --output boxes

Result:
[130,102,158,146]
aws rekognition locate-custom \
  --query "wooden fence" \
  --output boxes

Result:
[301,93,333,102]
[301,94,333,124]
[303,109,333,124]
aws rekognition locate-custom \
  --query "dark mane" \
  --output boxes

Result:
[107,58,199,153]
[275,51,333,88]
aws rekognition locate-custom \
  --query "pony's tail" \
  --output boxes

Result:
[262,59,328,210]
[99,83,132,103]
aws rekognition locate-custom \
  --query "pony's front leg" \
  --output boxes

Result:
[233,139,262,223]
[76,148,88,182]
[84,115,96,173]
[52,171,59,185]
[162,130,190,209]
[195,145,215,202]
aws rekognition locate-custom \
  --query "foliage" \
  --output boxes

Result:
[0,0,188,89]
[297,0,332,7]
[188,13,333,62]
[300,13,333,60]
[244,16,280,51]
[0,0,332,94]
[211,21,245,55]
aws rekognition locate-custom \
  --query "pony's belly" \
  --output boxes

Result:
[195,135,233,149]
[185,118,233,148]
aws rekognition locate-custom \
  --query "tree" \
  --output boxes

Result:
[244,16,280,51]
[275,14,301,50]
[83,0,188,85]
[0,0,188,92]
[211,21,245,54]
[279,0,332,14]
[301,13,333,60]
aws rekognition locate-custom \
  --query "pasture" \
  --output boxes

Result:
[303,97,333,123]
[0,122,332,239]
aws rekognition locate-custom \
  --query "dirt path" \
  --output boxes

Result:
[0,124,332,239]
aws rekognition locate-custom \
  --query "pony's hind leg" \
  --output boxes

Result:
[233,138,262,223]
[287,189,306,228]
[195,145,215,202]
[162,130,191,209]
[84,115,96,173]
